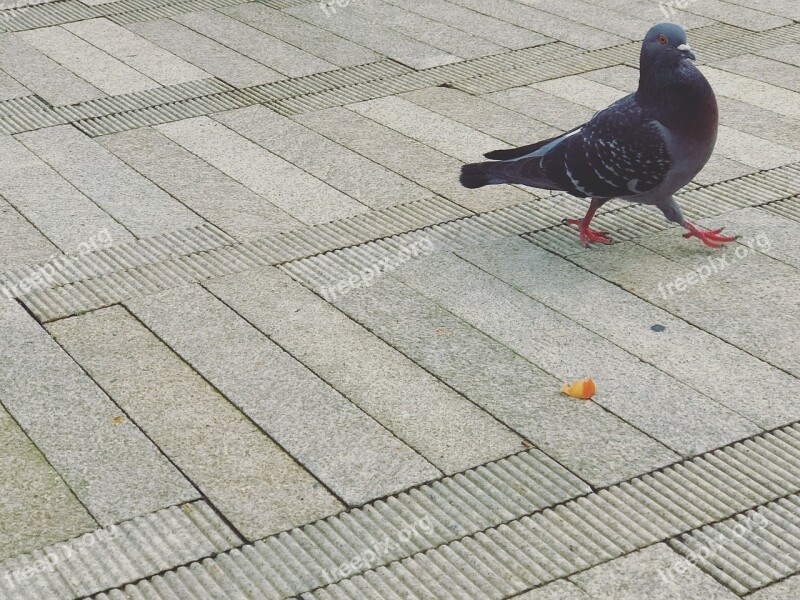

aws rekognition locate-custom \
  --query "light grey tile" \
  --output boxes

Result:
[0,134,133,253]
[570,543,739,599]
[0,404,95,562]
[349,95,510,163]
[458,236,800,430]
[381,0,550,50]
[63,18,210,86]
[173,10,335,77]
[582,64,639,92]
[296,107,535,212]
[449,0,626,50]
[758,43,800,67]
[749,573,800,600]
[0,299,198,525]
[485,86,597,131]
[392,251,760,457]
[125,284,441,505]
[693,154,755,186]
[17,125,203,239]
[701,65,800,119]
[524,0,651,40]
[0,198,59,274]
[516,580,592,600]
[49,306,343,540]
[18,26,158,96]
[205,266,524,475]
[713,53,800,92]
[97,127,301,241]
[676,0,790,31]
[346,0,505,59]
[220,2,379,67]
[214,105,430,210]
[0,34,103,106]
[531,75,628,110]
[0,72,32,102]
[717,96,800,151]
[332,273,678,487]
[126,19,284,88]
[712,125,799,170]
[285,3,460,69]
[717,207,800,270]
[400,86,561,146]
[156,116,366,224]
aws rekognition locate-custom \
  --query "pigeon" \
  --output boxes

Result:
[460,23,735,248]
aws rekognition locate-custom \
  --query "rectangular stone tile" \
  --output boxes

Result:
[713,125,800,170]
[127,19,283,88]
[0,404,95,561]
[349,96,510,163]
[285,3,459,69]
[0,299,197,525]
[156,116,366,224]
[677,0,790,30]
[331,274,679,487]
[701,65,800,119]
[605,0,713,28]
[214,105,430,210]
[449,0,627,50]
[220,3,379,68]
[570,543,739,599]
[346,0,505,59]
[516,580,592,600]
[391,251,760,457]
[457,236,800,430]
[523,0,651,41]
[0,34,103,105]
[48,306,343,540]
[572,236,800,377]
[582,64,638,93]
[17,125,203,239]
[18,26,157,96]
[713,53,800,93]
[63,18,210,86]
[0,134,133,253]
[382,0,550,50]
[296,107,536,212]
[400,86,561,146]
[205,266,523,475]
[125,284,441,506]
[692,154,754,186]
[717,96,800,151]
[759,43,800,67]
[715,207,800,270]
[0,72,31,102]
[723,0,800,19]
[749,573,800,600]
[531,75,628,111]
[485,86,597,131]
[97,127,301,241]
[0,199,59,274]
[173,10,335,77]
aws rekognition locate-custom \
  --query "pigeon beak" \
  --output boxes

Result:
[677,44,696,61]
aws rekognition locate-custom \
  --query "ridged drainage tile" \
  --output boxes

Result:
[15,196,467,321]
[0,501,241,600]
[88,423,800,599]
[89,449,587,600]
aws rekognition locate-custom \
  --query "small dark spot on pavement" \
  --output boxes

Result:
[651,324,666,332]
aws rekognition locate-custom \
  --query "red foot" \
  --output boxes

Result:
[564,217,612,246]
[682,220,737,248]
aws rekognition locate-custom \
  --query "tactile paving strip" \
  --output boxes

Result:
[670,492,800,595]
[14,196,470,321]
[0,501,241,600]
[87,422,800,599]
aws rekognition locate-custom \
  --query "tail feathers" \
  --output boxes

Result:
[460,162,498,189]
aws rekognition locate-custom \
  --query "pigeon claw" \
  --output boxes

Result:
[564,218,612,247]
[682,221,737,248]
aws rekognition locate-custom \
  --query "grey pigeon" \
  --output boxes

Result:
[460,23,734,247]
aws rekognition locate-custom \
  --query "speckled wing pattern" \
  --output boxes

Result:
[489,95,673,199]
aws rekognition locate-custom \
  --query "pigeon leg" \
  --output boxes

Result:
[682,220,737,248]
[564,198,611,246]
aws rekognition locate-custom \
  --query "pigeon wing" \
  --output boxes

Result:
[542,96,672,198]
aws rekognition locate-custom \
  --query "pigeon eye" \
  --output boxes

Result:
[657,34,668,44]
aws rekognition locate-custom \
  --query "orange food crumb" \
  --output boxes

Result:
[560,378,596,399]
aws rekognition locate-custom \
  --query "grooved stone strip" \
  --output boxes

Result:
[92,449,587,600]
[17,196,467,321]
[0,501,241,600]
[94,423,800,599]
[669,494,800,594]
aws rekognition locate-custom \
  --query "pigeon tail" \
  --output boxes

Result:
[459,162,496,188]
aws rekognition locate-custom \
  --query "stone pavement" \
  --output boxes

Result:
[0,0,798,597]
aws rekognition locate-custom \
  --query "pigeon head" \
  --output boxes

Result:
[641,23,696,66]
